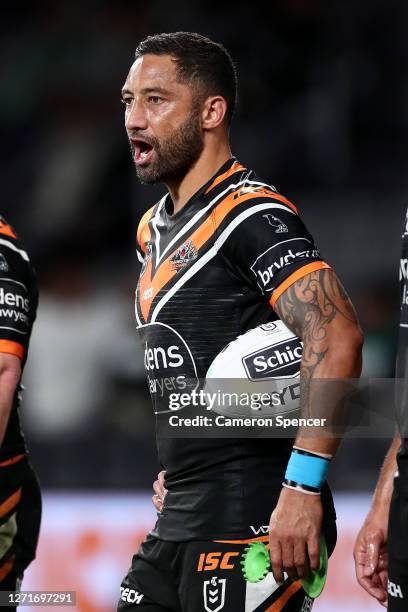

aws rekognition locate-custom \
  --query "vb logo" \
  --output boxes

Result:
[197,552,239,572]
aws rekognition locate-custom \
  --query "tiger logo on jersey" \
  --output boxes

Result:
[169,239,198,272]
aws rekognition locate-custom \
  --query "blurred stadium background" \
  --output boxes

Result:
[1,1,407,610]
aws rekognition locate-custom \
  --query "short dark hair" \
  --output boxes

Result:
[135,32,237,125]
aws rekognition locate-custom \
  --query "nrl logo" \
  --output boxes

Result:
[203,577,226,612]
[169,240,198,272]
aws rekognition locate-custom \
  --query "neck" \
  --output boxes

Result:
[166,140,232,214]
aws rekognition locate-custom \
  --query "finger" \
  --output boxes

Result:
[357,574,387,602]
[293,539,307,579]
[281,539,297,581]
[269,539,284,584]
[307,533,320,572]
[377,552,388,572]
[153,480,163,501]
[379,569,388,592]
[158,471,168,498]
[152,494,163,512]
[158,470,166,483]
[353,539,367,564]
[364,535,381,576]
[158,470,167,489]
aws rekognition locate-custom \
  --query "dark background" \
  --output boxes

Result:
[1,0,406,492]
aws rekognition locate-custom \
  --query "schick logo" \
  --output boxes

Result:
[243,338,302,380]
[388,580,404,599]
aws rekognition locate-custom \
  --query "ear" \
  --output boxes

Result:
[201,96,228,130]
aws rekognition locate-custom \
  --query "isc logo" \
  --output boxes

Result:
[197,552,239,572]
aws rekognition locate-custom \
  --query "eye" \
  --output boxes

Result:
[147,96,163,105]
[121,97,132,107]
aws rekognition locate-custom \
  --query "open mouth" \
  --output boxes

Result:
[132,139,154,166]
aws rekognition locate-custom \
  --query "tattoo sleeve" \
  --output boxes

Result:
[274,269,362,439]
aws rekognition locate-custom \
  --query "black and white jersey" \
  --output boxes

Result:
[0,217,38,460]
[135,158,336,540]
[396,206,408,488]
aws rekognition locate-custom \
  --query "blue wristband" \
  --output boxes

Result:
[285,449,330,490]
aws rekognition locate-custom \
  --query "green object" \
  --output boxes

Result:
[301,535,328,598]
[241,536,328,597]
[241,541,270,582]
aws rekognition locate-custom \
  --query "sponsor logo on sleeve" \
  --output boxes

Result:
[0,281,30,331]
[250,244,320,293]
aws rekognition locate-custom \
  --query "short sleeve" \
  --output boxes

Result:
[217,201,330,309]
[0,243,31,360]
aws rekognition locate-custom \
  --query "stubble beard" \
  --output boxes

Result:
[132,108,204,185]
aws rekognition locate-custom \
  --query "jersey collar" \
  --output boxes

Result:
[163,157,245,221]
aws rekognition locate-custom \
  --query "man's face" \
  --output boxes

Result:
[122,54,204,184]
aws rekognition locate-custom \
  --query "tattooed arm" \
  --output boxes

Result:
[275,268,363,453]
[268,268,363,582]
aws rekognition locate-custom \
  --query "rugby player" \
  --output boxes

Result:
[119,32,363,611]
[354,207,408,610]
[0,217,41,607]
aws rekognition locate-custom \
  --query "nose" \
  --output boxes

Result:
[125,97,148,132]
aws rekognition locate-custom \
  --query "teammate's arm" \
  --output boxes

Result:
[269,268,363,582]
[353,432,400,606]
[0,353,21,445]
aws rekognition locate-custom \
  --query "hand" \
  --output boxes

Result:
[269,487,322,583]
[354,513,388,607]
[152,470,167,512]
